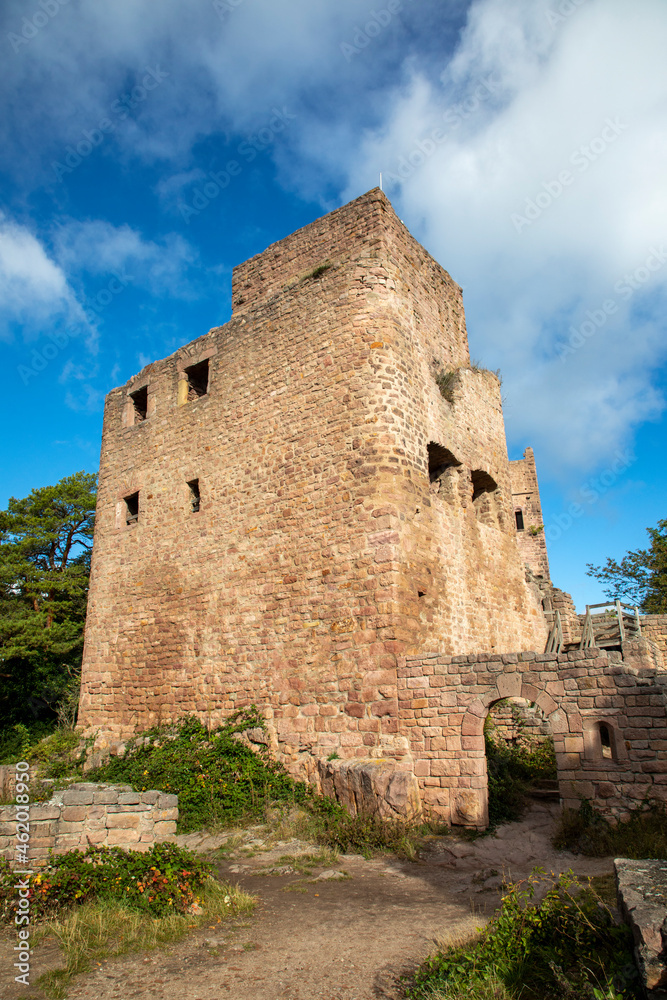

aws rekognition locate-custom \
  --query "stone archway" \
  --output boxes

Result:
[454,673,569,828]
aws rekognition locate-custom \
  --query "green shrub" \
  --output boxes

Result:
[407,870,640,1000]
[0,721,56,765]
[0,842,212,922]
[554,798,667,858]
[86,710,309,832]
[26,728,90,779]
[485,731,556,827]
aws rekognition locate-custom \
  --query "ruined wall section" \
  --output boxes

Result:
[363,212,548,656]
[0,784,177,866]
[398,648,667,825]
[232,189,387,315]
[636,616,667,659]
[509,447,551,581]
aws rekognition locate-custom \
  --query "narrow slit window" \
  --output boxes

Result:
[188,479,201,513]
[598,722,613,759]
[515,509,525,531]
[125,492,139,525]
[185,359,209,400]
[130,386,148,422]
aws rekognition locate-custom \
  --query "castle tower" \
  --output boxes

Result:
[78,189,548,775]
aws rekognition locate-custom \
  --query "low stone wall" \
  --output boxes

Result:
[0,783,178,866]
[398,647,667,828]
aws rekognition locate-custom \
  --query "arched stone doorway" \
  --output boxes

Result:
[484,697,557,826]
[453,675,567,829]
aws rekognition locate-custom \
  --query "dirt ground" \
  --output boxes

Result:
[0,802,614,1000]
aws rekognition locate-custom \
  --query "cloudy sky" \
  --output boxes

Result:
[1,0,665,608]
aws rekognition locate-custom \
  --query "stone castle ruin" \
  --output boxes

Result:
[79,189,667,828]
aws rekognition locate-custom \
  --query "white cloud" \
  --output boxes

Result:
[0,214,86,339]
[317,0,667,475]
[52,220,198,297]
[2,0,666,475]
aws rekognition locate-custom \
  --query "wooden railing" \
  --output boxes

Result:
[545,609,563,654]
[579,599,641,649]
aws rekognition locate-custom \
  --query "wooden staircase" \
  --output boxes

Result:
[544,600,641,655]
[579,600,641,651]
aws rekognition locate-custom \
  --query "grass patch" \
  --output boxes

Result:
[301,259,333,281]
[434,368,458,403]
[553,799,667,857]
[273,849,340,874]
[35,877,254,999]
[312,809,429,859]
[406,870,640,1000]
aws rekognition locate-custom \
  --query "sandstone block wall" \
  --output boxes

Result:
[509,447,550,581]
[636,615,667,658]
[397,647,667,827]
[79,188,547,775]
[0,783,178,865]
[486,697,551,745]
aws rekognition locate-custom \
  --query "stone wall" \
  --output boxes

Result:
[486,697,551,746]
[0,783,177,866]
[638,615,667,658]
[509,447,551,581]
[78,188,547,773]
[397,647,667,828]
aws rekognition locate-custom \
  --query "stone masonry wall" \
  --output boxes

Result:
[509,447,551,581]
[398,647,667,828]
[0,783,177,866]
[487,697,551,745]
[79,188,547,778]
[637,615,667,657]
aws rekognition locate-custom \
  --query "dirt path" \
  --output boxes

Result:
[1,803,613,1000]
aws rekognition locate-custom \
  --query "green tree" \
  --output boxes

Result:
[586,518,667,613]
[0,471,97,727]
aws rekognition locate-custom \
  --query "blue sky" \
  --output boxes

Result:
[1,0,665,610]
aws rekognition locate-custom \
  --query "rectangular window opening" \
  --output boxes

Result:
[188,479,201,513]
[125,492,139,525]
[185,359,209,400]
[130,386,148,421]
[515,509,525,531]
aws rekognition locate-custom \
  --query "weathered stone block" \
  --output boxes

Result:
[106,829,141,846]
[615,858,667,997]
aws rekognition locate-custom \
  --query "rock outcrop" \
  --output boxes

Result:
[615,857,667,998]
